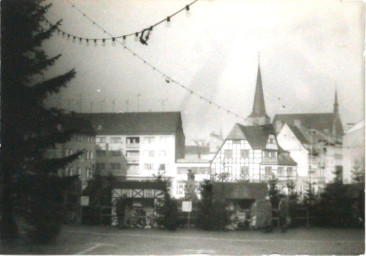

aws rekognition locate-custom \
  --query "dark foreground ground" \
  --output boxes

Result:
[1,224,365,255]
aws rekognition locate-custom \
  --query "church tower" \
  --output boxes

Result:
[247,62,271,126]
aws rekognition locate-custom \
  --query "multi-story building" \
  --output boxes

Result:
[210,64,298,193]
[78,112,185,197]
[274,91,344,189]
[47,114,96,188]
[342,120,365,184]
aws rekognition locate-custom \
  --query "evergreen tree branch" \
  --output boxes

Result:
[31,69,76,99]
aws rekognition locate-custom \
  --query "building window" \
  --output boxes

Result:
[240,166,249,176]
[287,167,292,177]
[159,151,166,157]
[144,137,155,144]
[265,166,272,176]
[129,164,139,172]
[264,151,277,158]
[86,168,91,179]
[126,137,140,144]
[278,167,284,176]
[96,163,105,171]
[110,137,121,143]
[77,167,82,176]
[240,150,249,158]
[110,163,121,170]
[144,150,154,157]
[144,163,153,170]
[159,164,166,171]
[96,137,106,143]
[90,151,93,160]
[110,150,121,156]
[160,136,167,143]
[96,150,106,157]
[224,150,233,159]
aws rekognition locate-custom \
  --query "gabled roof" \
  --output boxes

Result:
[346,120,364,134]
[288,124,309,144]
[248,65,269,119]
[278,152,298,166]
[185,146,210,155]
[78,112,183,136]
[235,123,276,150]
[273,113,343,137]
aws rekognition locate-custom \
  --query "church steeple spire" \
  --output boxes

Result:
[334,88,339,114]
[247,55,270,126]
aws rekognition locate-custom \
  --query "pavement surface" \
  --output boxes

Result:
[1,225,365,255]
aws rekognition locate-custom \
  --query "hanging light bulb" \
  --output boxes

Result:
[135,32,139,42]
[166,16,171,27]
[185,5,191,17]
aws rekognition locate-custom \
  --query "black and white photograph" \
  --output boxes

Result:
[1,0,365,255]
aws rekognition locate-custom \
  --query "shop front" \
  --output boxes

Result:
[212,182,267,229]
[110,181,166,227]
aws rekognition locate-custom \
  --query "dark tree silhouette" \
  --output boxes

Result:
[1,0,80,242]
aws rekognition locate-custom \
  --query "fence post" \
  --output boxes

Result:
[306,208,309,228]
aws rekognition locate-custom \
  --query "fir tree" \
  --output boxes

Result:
[267,176,281,209]
[1,0,80,242]
[351,158,365,184]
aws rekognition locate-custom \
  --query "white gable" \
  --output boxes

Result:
[265,134,278,150]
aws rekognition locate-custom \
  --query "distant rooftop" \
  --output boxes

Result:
[78,112,183,136]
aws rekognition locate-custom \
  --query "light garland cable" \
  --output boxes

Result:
[52,0,248,121]
[44,0,198,45]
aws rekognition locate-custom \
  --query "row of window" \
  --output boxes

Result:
[216,165,294,177]
[96,163,121,170]
[224,149,250,159]
[65,149,94,160]
[223,149,277,159]
[96,136,169,144]
[73,135,95,143]
[177,167,210,174]
[63,167,94,179]
[95,150,168,159]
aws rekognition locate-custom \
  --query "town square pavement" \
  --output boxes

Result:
[1,225,364,255]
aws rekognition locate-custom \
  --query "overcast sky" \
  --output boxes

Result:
[44,0,364,144]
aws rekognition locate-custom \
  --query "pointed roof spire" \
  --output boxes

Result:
[248,58,269,118]
[334,86,339,114]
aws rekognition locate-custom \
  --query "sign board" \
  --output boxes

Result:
[182,201,192,212]
[81,196,89,206]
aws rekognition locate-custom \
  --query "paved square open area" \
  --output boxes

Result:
[2,225,364,255]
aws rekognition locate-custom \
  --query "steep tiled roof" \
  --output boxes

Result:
[278,152,298,166]
[185,146,210,155]
[273,113,343,137]
[248,65,270,118]
[78,112,183,135]
[288,125,309,144]
[237,124,276,149]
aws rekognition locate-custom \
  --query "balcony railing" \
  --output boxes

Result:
[126,143,140,148]
[126,155,140,162]
[262,158,278,164]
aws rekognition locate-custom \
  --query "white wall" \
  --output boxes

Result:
[277,124,309,177]
[343,122,365,184]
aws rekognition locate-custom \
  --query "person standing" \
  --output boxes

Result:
[116,194,128,229]
[279,198,289,232]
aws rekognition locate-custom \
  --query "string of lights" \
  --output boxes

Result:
[44,0,198,46]
[46,0,248,121]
